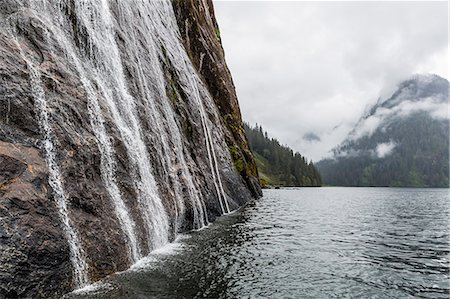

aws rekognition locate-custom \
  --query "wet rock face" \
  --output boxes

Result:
[173,0,262,198]
[0,142,72,298]
[0,0,260,297]
[0,155,26,186]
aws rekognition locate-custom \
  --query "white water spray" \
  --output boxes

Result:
[113,2,210,230]
[72,0,170,249]
[146,1,232,214]
[27,3,143,263]
[26,60,89,287]
[14,1,238,286]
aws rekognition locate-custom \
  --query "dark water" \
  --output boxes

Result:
[69,187,450,298]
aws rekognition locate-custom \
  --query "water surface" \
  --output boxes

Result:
[69,187,450,298]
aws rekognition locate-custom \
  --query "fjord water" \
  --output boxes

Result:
[69,187,449,298]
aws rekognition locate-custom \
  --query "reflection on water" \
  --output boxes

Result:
[68,187,450,299]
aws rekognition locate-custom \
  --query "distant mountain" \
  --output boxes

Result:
[316,74,449,187]
[244,123,322,187]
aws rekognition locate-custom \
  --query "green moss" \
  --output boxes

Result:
[223,113,259,178]
[215,26,221,42]
[234,159,245,173]
[224,114,244,136]
[259,177,268,187]
[228,145,244,172]
[166,78,178,105]
[228,144,259,180]
[161,45,167,60]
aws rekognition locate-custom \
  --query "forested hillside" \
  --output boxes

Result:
[244,123,321,187]
[316,74,449,187]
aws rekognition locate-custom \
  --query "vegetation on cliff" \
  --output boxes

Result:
[244,123,322,187]
[173,0,261,197]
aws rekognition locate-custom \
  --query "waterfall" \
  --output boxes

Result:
[55,24,142,264]
[112,2,187,232]
[70,0,170,250]
[26,1,143,263]
[140,1,232,214]
[11,0,235,284]
[83,70,143,262]
[113,1,210,230]
[25,59,89,287]
[0,0,258,296]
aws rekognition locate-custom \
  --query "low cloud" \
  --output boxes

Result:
[302,132,321,142]
[333,148,361,159]
[214,2,448,161]
[375,141,396,158]
[351,96,448,139]
[396,97,448,119]
[332,140,397,159]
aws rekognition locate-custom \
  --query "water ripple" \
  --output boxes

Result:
[68,187,450,299]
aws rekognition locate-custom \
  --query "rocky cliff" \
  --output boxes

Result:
[0,0,261,297]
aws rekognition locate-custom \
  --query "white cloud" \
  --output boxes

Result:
[376,141,397,158]
[352,114,384,139]
[396,98,448,120]
[214,1,449,161]
[351,96,449,139]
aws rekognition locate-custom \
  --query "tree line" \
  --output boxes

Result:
[244,123,321,187]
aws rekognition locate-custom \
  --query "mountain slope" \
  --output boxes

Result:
[316,74,449,187]
[245,123,322,187]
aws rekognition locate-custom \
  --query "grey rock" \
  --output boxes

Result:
[0,0,261,298]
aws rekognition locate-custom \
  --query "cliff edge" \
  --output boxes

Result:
[0,0,261,297]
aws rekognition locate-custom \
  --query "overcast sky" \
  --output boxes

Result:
[213,1,449,161]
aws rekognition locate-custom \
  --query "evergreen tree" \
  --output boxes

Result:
[244,123,322,187]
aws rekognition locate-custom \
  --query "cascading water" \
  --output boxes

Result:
[27,1,143,263]
[83,71,143,262]
[25,58,89,287]
[28,0,217,256]
[1,0,259,296]
[146,1,233,214]
[112,1,210,230]
[71,0,170,250]
[112,2,187,232]
[3,0,241,291]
